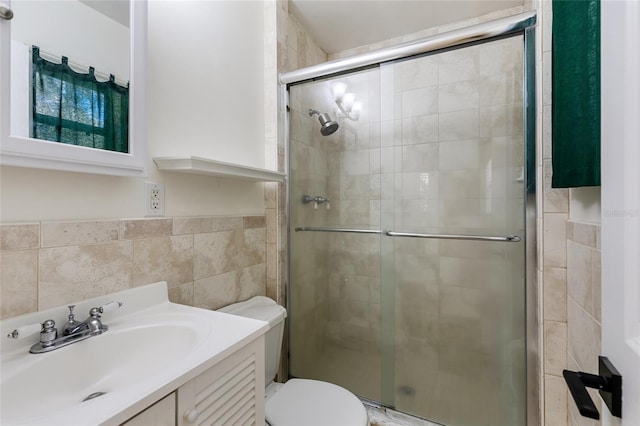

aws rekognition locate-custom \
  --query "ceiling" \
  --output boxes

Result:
[79,0,129,27]
[289,0,524,54]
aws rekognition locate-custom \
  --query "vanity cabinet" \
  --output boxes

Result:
[121,336,265,426]
[121,393,176,426]
[177,337,265,425]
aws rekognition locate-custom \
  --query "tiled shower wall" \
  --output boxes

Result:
[566,221,601,426]
[0,216,266,319]
[536,0,603,424]
[266,0,329,380]
[264,0,329,310]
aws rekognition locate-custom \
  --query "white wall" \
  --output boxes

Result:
[0,1,266,222]
[11,0,129,79]
[147,1,265,168]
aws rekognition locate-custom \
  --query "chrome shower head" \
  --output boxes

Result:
[309,109,339,136]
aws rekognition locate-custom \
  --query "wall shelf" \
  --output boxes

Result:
[153,156,286,182]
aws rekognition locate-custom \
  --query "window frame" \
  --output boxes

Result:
[0,0,147,177]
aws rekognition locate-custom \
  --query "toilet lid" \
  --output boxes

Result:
[265,379,368,426]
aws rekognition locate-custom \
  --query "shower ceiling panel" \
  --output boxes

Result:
[289,0,524,53]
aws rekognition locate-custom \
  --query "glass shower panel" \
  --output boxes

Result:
[386,35,526,425]
[288,69,383,402]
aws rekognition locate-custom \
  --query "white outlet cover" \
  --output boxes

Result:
[144,182,165,217]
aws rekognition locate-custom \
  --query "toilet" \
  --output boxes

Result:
[219,296,369,426]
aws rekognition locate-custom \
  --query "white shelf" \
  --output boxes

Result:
[153,156,286,182]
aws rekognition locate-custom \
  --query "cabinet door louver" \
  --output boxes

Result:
[194,355,256,425]
[178,339,264,426]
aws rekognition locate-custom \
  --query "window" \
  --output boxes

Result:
[31,46,129,153]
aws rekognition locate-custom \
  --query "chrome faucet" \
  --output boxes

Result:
[61,304,112,336]
[7,301,122,354]
[61,304,82,335]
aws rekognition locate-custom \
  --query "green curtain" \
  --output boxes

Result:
[551,0,600,188]
[32,46,129,153]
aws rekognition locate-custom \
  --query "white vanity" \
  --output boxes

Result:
[0,282,268,425]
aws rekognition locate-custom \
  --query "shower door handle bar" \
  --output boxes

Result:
[294,227,382,235]
[385,231,521,242]
[294,227,519,241]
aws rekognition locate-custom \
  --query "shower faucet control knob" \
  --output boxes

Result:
[302,195,330,210]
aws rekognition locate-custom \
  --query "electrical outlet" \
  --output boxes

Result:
[145,182,165,217]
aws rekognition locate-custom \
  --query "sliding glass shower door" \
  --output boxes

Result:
[288,34,527,426]
[383,36,526,425]
[289,68,384,402]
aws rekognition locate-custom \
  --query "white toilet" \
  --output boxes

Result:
[219,296,369,426]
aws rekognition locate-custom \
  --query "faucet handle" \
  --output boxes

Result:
[66,305,76,320]
[40,319,57,347]
[85,302,122,334]
[62,305,80,336]
[88,301,123,320]
[98,301,123,314]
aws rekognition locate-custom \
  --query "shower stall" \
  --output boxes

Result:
[282,12,536,426]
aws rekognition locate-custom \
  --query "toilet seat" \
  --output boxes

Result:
[265,379,368,426]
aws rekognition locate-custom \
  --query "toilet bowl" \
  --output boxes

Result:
[219,296,368,426]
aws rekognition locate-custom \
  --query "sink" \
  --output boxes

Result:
[2,321,199,423]
[0,282,268,425]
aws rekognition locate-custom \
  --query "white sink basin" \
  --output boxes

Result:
[2,320,198,422]
[0,282,268,425]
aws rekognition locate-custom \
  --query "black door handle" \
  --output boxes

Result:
[562,370,605,419]
[563,356,622,420]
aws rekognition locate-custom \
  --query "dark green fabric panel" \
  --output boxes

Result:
[31,46,129,153]
[551,0,600,188]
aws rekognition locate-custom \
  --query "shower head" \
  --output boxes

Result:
[308,109,339,136]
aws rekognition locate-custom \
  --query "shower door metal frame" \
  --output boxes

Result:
[281,10,538,425]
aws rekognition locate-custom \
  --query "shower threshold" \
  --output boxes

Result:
[361,399,443,426]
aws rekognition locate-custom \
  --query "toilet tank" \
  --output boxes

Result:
[218,296,287,384]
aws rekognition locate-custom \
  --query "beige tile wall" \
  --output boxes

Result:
[271,1,329,309]
[270,0,329,381]
[0,215,266,319]
[566,221,601,426]
[536,1,603,425]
